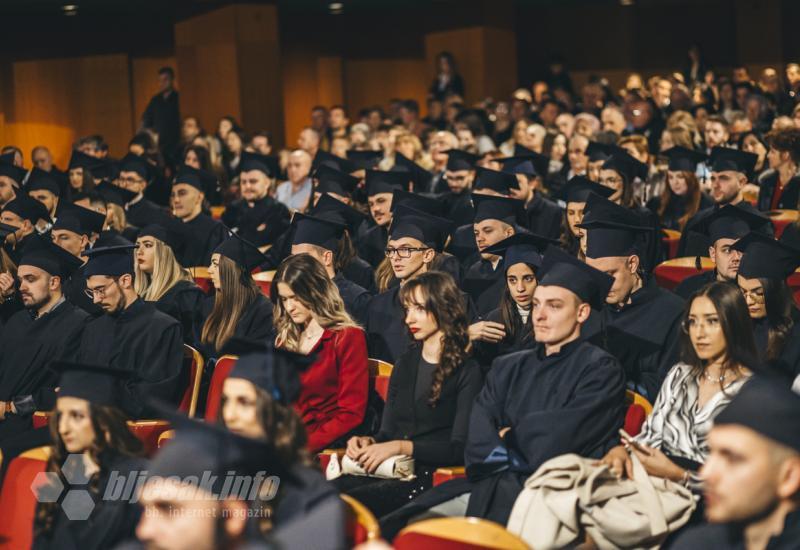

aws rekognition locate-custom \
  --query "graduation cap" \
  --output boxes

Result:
[391,189,444,217]
[225,339,314,405]
[0,152,16,166]
[347,150,383,170]
[59,204,106,235]
[314,165,359,198]
[577,193,651,258]
[68,150,101,171]
[94,230,134,248]
[215,232,268,272]
[474,167,520,194]
[392,152,432,190]
[311,193,366,234]
[511,145,551,178]
[498,156,536,177]
[445,150,479,172]
[585,142,622,163]
[119,153,151,182]
[0,222,17,241]
[26,168,60,197]
[709,147,758,179]
[602,152,648,182]
[96,181,137,206]
[89,158,120,182]
[580,191,645,227]
[2,195,51,224]
[240,151,280,178]
[365,169,410,196]
[732,231,800,281]
[82,244,136,277]
[389,204,452,252]
[312,150,356,174]
[139,220,187,253]
[50,212,84,236]
[537,244,614,310]
[482,232,557,271]
[0,163,26,186]
[663,146,707,172]
[472,194,526,225]
[691,204,770,244]
[19,236,83,279]
[714,377,800,452]
[291,212,346,252]
[53,360,132,410]
[174,165,215,195]
[556,176,615,204]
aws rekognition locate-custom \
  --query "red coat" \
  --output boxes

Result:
[294,326,369,452]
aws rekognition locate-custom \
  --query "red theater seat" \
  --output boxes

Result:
[654,257,714,291]
[394,517,528,549]
[341,494,380,545]
[179,345,204,417]
[204,355,238,422]
[0,447,50,549]
[765,209,799,239]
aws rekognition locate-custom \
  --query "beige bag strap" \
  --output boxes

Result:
[629,450,669,537]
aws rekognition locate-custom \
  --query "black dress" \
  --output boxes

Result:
[673,269,722,300]
[473,307,535,373]
[334,347,483,518]
[198,293,274,361]
[671,508,800,550]
[462,258,506,318]
[646,192,713,232]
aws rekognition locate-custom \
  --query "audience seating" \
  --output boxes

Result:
[210,206,226,220]
[158,429,175,448]
[252,270,275,297]
[204,355,238,422]
[341,494,380,545]
[661,229,681,260]
[0,446,50,549]
[189,266,213,293]
[369,358,393,402]
[393,517,529,549]
[179,345,204,417]
[653,256,714,291]
[765,209,799,239]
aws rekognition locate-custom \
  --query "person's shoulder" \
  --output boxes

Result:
[489,347,538,373]
[145,303,182,328]
[670,522,738,549]
[650,284,686,310]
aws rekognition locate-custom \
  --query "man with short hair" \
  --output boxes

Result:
[249,131,272,155]
[440,149,479,227]
[329,105,349,139]
[566,134,590,178]
[1,195,50,264]
[705,115,731,152]
[31,146,55,172]
[26,169,61,220]
[275,150,313,212]
[118,154,170,229]
[298,127,321,158]
[428,130,459,194]
[142,66,181,162]
[601,105,627,136]
[672,378,800,549]
[171,166,226,267]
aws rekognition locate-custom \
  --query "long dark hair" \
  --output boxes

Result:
[679,282,759,389]
[559,208,583,259]
[201,255,261,352]
[658,170,702,231]
[759,278,796,361]
[499,263,536,342]
[184,144,212,173]
[399,271,469,406]
[35,403,143,537]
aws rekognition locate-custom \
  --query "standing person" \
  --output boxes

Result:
[272,254,369,452]
[171,166,227,267]
[429,51,465,101]
[141,67,180,166]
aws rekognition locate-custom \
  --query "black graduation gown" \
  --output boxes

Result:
[634,205,663,273]
[341,257,377,294]
[462,258,506,318]
[677,201,774,258]
[446,224,480,272]
[273,464,341,528]
[221,196,291,247]
[671,508,800,550]
[757,171,800,212]
[440,191,475,228]
[0,301,88,441]
[584,277,684,400]
[198,293,274,360]
[780,222,800,249]
[673,269,721,300]
[124,196,169,230]
[524,194,562,240]
[63,263,104,317]
[473,307,535,373]
[32,452,145,550]
[357,224,388,269]
[753,316,800,382]
[177,213,227,268]
[646,193,713,232]
[153,279,207,346]
[380,340,625,534]
[333,273,371,326]
[78,299,184,417]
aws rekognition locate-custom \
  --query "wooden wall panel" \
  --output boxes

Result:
[282,48,321,149]
[131,56,178,132]
[343,59,429,119]
[425,28,484,103]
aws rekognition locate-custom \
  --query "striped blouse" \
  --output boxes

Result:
[635,362,749,464]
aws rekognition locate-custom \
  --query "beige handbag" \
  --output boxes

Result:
[507,452,696,550]
[325,453,416,481]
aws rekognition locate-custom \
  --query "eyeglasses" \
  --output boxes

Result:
[384,247,429,259]
[599,177,623,186]
[681,317,721,334]
[84,278,118,299]
[739,288,765,302]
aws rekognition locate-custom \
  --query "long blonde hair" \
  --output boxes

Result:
[201,255,261,352]
[106,203,127,232]
[272,254,358,352]
[135,238,194,301]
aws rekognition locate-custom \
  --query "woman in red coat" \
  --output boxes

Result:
[272,253,369,452]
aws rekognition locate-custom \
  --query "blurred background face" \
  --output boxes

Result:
[184,149,201,169]
[367,192,392,226]
[118,171,146,195]
[667,171,689,196]
[598,169,624,203]
[32,148,52,171]
[240,170,269,202]
[136,236,157,274]
[568,137,588,173]
[225,132,243,154]
[566,202,585,238]
[137,479,220,550]
[686,295,727,362]
[705,121,729,148]
[506,262,537,308]
[286,152,311,184]
[29,190,57,216]
[444,169,473,193]
[57,396,94,454]
[69,167,84,190]
[222,378,266,439]
[182,117,199,141]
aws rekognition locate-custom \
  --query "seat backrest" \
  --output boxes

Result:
[0,447,51,549]
[624,403,647,437]
[394,517,529,549]
[368,358,393,402]
[340,494,380,546]
[178,345,204,417]
[625,389,653,416]
[127,420,172,457]
[204,355,238,422]
[653,256,714,291]
[252,270,275,298]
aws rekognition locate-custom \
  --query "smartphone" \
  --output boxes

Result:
[619,429,651,456]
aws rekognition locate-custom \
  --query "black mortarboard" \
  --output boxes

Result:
[577,193,651,258]
[68,150,101,171]
[174,165,214,195]
[663,146,707,172]
[53,361,132,410]
[365,169,410,196]
[474,167,520,194]
[51,212,84,236]
[26,168,60,197]
[312,150,356,174]
[96,181,137,206]
[580,191,645,227]
[0,222,17,240]
[94,230,134,248]
[390,204,453,252]
[19,236,83,279]
[511,145,550,178]
[139,220,186,253]
[226,340,313,405]
[82,244,136,277]
[347,150,383,170]
[445,150,479,171]
[314,165,359,198]
[3,195,50,224]
[89,158,120,182]
[499,156,536,177]
[472,194,525,225]
[0,163,26,186]
[291,212,346,251]
[215,232,268,272]
[586,142,616,163]
[0,152,16,166]
[709,147,758,179]
[602,152,648,182]
[392,152,432,190]
[391,189,444,216]
[537,244,614,310]
[556,176,615,204]
[240,151,280,178]
[714,377,800,452]
[692,204,770,244]
[64,204,106,235]
[732,231,800,281]
[482,232,557,271]
[119,153,151,182]
[311,193,366,234]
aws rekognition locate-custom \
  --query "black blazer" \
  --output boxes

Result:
[757,170,800,212]
[374,345,483,466]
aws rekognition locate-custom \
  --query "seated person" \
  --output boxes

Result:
[272,253,368,452]
[337,271,482,518]
[171,166,227,268]
[555,176,614,260]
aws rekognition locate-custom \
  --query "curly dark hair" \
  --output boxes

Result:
[399,271,470,406]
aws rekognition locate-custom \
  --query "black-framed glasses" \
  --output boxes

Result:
[384,247,429,259]
[84,278,118,299]
[739,287,765,303]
